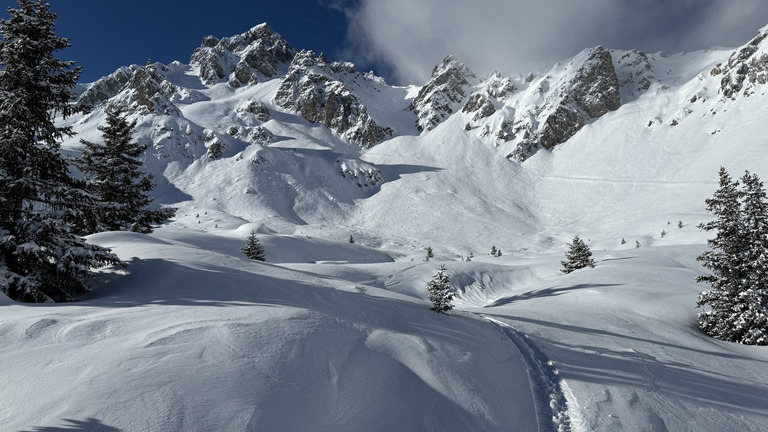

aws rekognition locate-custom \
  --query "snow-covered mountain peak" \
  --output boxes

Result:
[190,22,295,87]
[410,55,477,132]
[456,46,621,161]
[76,63,185,116]
[274,49,394,148]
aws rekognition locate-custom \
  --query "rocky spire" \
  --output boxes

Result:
[190,23,295,87]
[410,56,476,132]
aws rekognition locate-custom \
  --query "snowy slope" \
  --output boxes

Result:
[0,231,538,432]
[4,23,768,432]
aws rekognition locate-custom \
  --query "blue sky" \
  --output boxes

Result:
[3,0,768,85]
[1,0,350,83]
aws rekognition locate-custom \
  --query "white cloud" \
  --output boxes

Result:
[340,0,768,85]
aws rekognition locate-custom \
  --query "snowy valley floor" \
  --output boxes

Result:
[2,226,767,432]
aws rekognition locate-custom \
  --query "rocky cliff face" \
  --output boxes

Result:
[410,56,476,132]
[711,28,768,99]
[77,63,184,116]
[613,50,656,102]
[274,50,393,148]
[125,65,183,116]
[77,66,138,109]
[411,48,620,160]
[190,23,295,87]
[507,46,621,161]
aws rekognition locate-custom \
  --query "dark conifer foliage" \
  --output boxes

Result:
[426,265,454,313]
[242,230,266,261]
[697,168,768,344]
[77,109,175,234]
[560,235,596,274]
[0,0,119,302]
[425,246,434,261]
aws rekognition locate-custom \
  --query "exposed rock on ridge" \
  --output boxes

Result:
[509,46,621,161]
[76,63,188,116]
[274,50,393,148]
[613,50,656,101]
[711,27,768,99]
[410,56,476,132]
[76,66,138,109]
[190,23,295,87]
[126,65,182,116]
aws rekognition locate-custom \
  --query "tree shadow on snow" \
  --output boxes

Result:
[19,417,121,432]
[487,283,621,307]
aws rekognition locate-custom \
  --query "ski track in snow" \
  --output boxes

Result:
[480,314,586,432]
[531,175,716,186]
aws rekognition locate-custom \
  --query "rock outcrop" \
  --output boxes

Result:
[77,64,183,116]
[613,50,656,100]
[274,50,393,148]
[76,66,138,109]
[190,23,295,87]
[410,56,476,132]
[125,65,181,116]
[508,46,621,161]
[711,28,768,99]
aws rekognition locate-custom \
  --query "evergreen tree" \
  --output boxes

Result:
[695,168,752,341]
[426,265,454,313]
[0,1,119,302]
[561,235,596,274]
[425,246,434,261]
[77,109,175,234]
[697,169,768,344]
[737,171,768,344]
[241,230,266,261]
[490,245,497,256]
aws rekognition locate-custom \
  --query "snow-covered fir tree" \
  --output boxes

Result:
[561,235,596,274]
[0,0,120,303]
[425,246,434,261]
[737,171,768,344]
[242,230,266,261]
[697,168,768,344]
[77,109,175,234]
[426,265,454,313]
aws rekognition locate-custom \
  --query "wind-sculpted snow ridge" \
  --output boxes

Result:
[190,23,295,87]
[482,315,584,432]
[274,50,393,148]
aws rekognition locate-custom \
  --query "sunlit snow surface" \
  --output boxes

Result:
[4,41,768,431]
